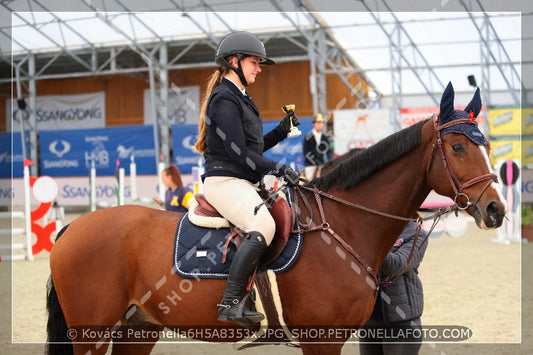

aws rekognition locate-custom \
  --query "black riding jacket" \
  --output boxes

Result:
[203,79,286,183]
[303,130,332,166]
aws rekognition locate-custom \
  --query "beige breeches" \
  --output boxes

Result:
[203,176,275,245]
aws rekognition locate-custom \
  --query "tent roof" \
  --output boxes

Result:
[1,1,530,104]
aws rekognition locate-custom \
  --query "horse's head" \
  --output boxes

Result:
[428,82,506,229]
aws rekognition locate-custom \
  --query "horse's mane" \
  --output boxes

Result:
[312,119,427,191]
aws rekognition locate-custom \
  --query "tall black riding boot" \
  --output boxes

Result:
[217,231,268,328]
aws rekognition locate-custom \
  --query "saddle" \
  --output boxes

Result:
[190,191,296,265]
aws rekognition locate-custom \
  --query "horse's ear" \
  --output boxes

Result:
[439,82,455,122]
[464,87,482,118]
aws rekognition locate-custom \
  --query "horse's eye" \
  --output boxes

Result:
[452,144,465,153]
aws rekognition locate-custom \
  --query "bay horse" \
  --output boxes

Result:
[46,83,506,355]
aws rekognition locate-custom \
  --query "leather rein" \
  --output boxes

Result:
[292,114,498,289]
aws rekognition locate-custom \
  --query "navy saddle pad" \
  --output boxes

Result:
[173,190,303,279]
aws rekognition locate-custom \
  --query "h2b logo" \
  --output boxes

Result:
[85,142,109,168]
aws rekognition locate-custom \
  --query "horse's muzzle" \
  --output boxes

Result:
[473,200,505,230]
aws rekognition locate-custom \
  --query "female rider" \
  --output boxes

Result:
[193,31,299,328]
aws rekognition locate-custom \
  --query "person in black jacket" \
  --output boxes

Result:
[359,221,428,355]
[303,113,333,181]
[193,31,300,328]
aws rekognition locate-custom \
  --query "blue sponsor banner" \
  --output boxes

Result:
[0,131,26,178]
[170,118,313,174]
[39,125,157,177]
[171,124,202,174]
[263,117,313,171]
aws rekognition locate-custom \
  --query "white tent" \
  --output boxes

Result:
[1,1,529,102]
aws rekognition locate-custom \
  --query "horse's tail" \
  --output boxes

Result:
[46,224,73,355]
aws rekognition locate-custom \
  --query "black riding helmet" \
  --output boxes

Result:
[215,31,275,86]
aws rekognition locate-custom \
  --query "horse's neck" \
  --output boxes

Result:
[308,145,432,272]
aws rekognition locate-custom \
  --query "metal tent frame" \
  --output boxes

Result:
[0,0,528,174]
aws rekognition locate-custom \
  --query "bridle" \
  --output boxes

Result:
[427,114,498,212]
[290,114,499,289]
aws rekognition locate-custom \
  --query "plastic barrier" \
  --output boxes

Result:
[0,211,31,261]
[0,161,34,261]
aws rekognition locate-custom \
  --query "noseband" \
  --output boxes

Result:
[427,114,498,211]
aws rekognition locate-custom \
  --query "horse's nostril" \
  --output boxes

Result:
[487,201,501,214]
[487,201,504,227]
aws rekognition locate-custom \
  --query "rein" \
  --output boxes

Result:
[292,114,497,289]
[294,185,380,288]
[293,184,451,288]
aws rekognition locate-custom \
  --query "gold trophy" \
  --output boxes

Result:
[282,104,301,138]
